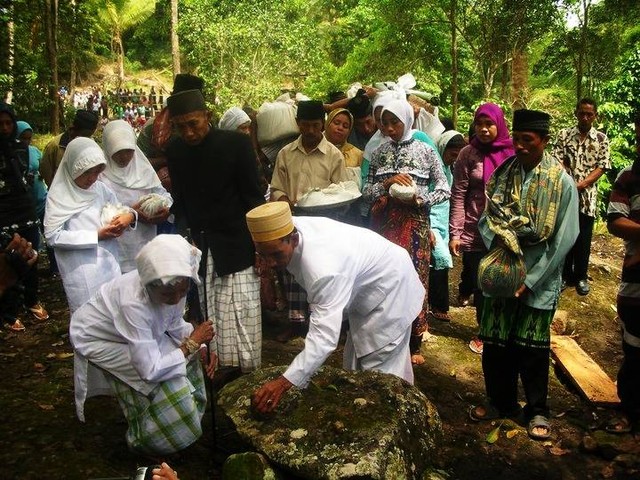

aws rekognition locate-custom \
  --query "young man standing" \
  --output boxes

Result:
[553,98,610,295]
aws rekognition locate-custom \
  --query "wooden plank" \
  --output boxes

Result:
[551,335,620,407]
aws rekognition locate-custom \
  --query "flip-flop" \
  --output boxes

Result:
[430,311,451,322]
[528,415,551,440]
[5,319,25,332]
[605,416,632,434]
[469,404,501,422]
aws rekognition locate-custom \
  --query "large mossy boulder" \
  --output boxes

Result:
[216,366,443,480]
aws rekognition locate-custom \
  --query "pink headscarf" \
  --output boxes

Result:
[470,103,515,185]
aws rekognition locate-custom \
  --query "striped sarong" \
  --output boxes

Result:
[105,357,207,455]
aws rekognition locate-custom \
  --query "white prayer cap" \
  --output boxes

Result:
[136,234,202,286]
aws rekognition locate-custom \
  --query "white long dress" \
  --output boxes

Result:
[46,181,122,314]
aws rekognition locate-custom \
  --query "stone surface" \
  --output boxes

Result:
[222,452,281,480]
[216,366,443,480]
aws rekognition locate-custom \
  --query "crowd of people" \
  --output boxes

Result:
[2,70,639,464]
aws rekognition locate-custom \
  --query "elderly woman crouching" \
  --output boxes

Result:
[69,234,215,455]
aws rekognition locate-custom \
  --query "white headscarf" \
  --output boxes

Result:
[218,107,251,131]
[381,99,415,142]
[101,120,161,190]
[44,137,107,235]
[436,130,463,157]
[136,234,202,286]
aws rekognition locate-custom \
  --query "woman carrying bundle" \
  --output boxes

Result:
[101,119,172,273]
[363,98,450,365]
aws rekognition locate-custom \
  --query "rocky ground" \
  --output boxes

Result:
[1,233,638,480]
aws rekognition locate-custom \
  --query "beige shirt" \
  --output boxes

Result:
[270,135,347,204]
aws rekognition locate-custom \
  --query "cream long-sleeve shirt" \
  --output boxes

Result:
[270,135,347,204]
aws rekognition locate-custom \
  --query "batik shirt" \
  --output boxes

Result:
[552,126,610,217]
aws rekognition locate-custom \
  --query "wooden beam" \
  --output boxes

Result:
[551,335,620,407]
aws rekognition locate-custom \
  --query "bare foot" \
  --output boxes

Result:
[411,354,425,365]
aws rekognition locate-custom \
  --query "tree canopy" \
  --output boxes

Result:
[1,0,638,173]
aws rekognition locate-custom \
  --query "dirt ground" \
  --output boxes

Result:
[1,233,638,480]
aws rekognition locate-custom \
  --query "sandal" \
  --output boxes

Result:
[527,415,551,440]
[5,319,26,332]
[430,311,451,322]
[605,415,632,434]
[28,303,49,322]
[469,337,484,354]
[469,404,501,422]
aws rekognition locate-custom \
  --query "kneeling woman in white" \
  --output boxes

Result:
[70,235,215,455]
[44,137,135,314]
[101,120,172,273]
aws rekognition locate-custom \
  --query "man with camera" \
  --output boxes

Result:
[0,102,47,331]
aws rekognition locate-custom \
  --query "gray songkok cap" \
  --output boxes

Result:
[167,89,207,117]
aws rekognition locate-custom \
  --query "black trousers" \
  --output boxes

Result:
[563,212,594,282]
[0,223,40,321]
[428,267,449,313]
[617,302,640,419]
[482,342,550,419]
[460,250,486,325]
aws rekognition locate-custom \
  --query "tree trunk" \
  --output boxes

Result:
[44,0,60,134]
[115,33,125,83]
[576,0,590,101]
[511,49,528,110]
[171,0,181,76]
[449,0,458,127]
[500,53,509,104]
[4,5,14,104]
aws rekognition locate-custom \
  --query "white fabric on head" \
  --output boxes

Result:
[44,137,106,235]
[381,99,415,142]
[101,119,161,190]
[218,107,251,131]
[371,91,404,115]
[136,234,202,286]
[436,130,463,157]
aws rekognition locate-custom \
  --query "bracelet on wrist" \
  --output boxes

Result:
[181,337,201,356]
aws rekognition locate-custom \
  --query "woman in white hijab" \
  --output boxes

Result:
[44,137,135,314]
[101,119,172,273]
[218,106,251,134]
[362,99,450,365]
[70,234,215,455]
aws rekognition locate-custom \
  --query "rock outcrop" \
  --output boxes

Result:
[216,366,443,479]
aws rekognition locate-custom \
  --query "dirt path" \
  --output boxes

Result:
[1,234,637,479]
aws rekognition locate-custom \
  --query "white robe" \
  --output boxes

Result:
[69,270,194,421]
[101,178,172,273]
[45,181,121,314]
[283,216,425,387]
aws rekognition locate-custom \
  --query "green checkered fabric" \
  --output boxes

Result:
[105,357,207,454]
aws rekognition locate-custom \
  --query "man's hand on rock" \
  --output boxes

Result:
[252,376,293,413]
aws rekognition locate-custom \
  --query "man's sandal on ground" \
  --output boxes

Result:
[605,415,632,434]
[527,415,551,440]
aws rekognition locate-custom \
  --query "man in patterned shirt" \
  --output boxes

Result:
[553,98,610,295]
[606,112,640,433]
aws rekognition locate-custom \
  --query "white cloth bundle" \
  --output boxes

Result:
[256,99,299,145]
[389,180,417,201]
[100,203,131,226]
[296,181,362,208]
[137,193,171,217]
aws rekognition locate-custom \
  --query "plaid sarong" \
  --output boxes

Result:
[199,252,261,372]
[104,358,207,455]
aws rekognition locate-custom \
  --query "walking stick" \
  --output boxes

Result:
[195,229,217,451]
[187,228,217,450]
